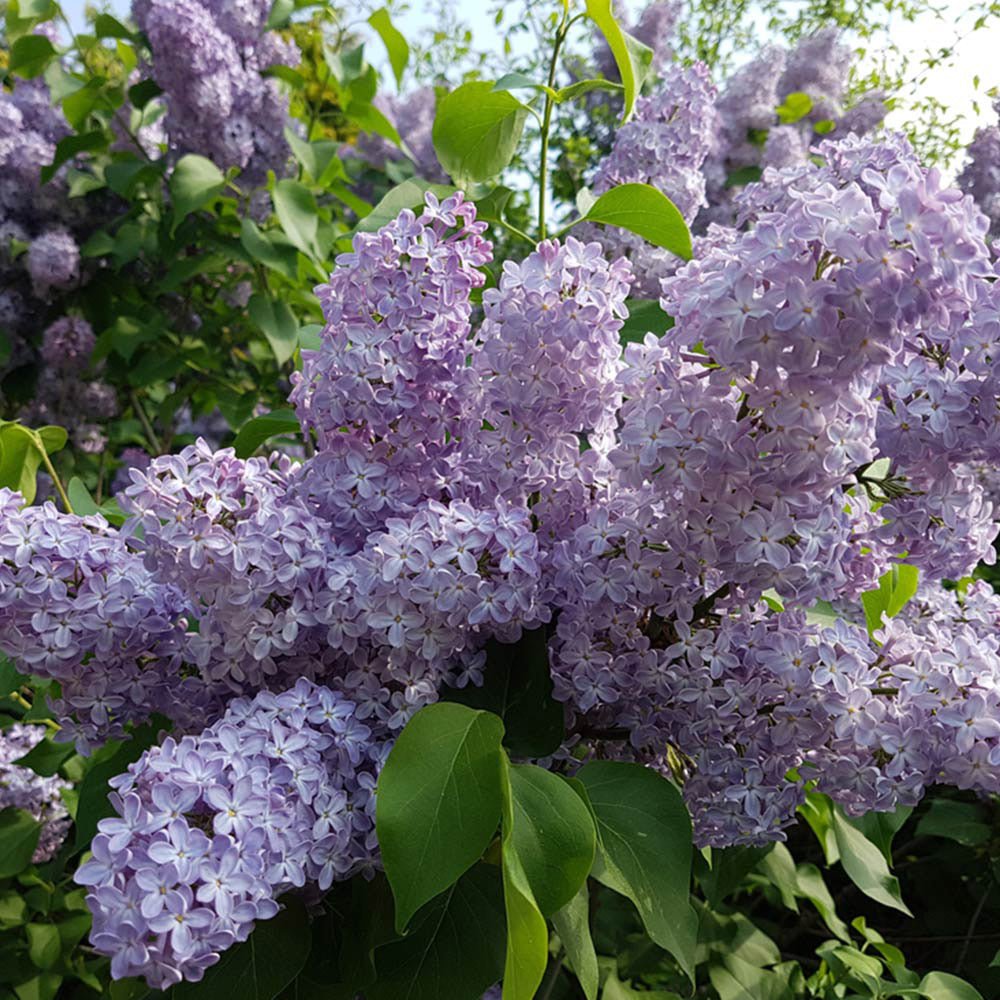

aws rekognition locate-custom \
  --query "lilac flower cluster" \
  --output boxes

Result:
[0,489,200,752]
[701,30,888,228]
[355,86,447,183]
[4,156,1000,982]
[958,97,1000,239]
[582,62,719,296]
[0,723,72,862]
[77,679,384,987]
[132,0,297,182]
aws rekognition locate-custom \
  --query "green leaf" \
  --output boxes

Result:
[619,299,674,344]
[446,629,564,757]
[273,179,321,260]
[917,972,983,1000]
[128,79,163,110]
[577,761,697,979]
[240,219,299,280]
[93,13,133,38]
[602,967,682,999]
[499,759,549,1000]
[62,78,108,131]
[432,82,530,185]
[699,844,774,908]
[708,952,794,1000]
[356,179,457,234]
[233,410,302,460]
[171,898,311,999]
[0,808,41,878]
[9,35,56,77]
[830,804,911,915]
[368,8,409,88]
[507,765,595,915]
[474,185,516,226]
[74,723,162,850]
[916,799,991,847]
[25,925,61,971]
[848,804,912,863]
[861,563,919,635]
[0,657,23,698]
[368,865,506,1000]
[725,165,764,188]
[776,91,813,124]
[284,130,344,186]
[248,294,299,366]
[552,886,598,1000]
[13,738,74,778]
[584,0,653,121]
[40,131,107,184]
[376,702,506,932]
[0,423,64,506]
[578,183,692,260]
[556,78,625,103]
[169,155,226,234]
[493,72,555,98]
[266,0,295,30]
[793,863,851,942]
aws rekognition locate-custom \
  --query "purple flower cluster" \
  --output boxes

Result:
[582,62,719,296]
[76,679,384,987]
[355,86,446,183]
[958,97,1000,239]
[700,30,887,228]
[0,723,72,862]
[0,489,200,752]
[132,0,297,182]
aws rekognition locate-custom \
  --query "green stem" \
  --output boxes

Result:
[37,441,73,515]
[538,12,571,241]
[130,389,163,455]
[537,947,565,1000]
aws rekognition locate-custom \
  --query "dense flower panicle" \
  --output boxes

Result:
[76,680,385,988]
[133,0,296,182]
[290,193,492,539]
[26,229,80,297]
[0,489,199,751]
[40,316,96,370]
[958,97,1000,239]
[583,62,718,297]
[355,86,446,182]
[776,27,854,123]
[0,723,72,861]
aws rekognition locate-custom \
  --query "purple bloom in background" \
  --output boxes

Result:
[26,230,80,297]
[0,724,72,862]
[355,86,446,182]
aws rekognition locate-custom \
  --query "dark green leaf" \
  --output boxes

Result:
[556,78,625,103]
[916,799,991,847]
[169,155,225,233]
[171,898,310,1000]
[233,410,302,460]
[552,885,598,1000]
[240,219,299,280]
[725,165,763,188]
[917,972,983,1000]
[847,804,912,863]
[62,78,107,130]
[266,0,295,30]
[13,738,74,778]
[368,865,505,1000]
[0,808,41,878]
[699,844,774,908]
[40,131,107,185]
[376,702,505,932]
[9,35,56,77]
[0,658,22,698]
[578,761,697,979]
[619,299,674,344]
[75,723,162,850]
[128,79,163,110]
[579,183,691,260]
[368,8,410,88]
[584,0,653,121]
[432,82,529,185]
[445,629,564,757]
[248,294,299,366]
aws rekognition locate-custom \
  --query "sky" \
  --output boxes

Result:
[60,0,1000,173]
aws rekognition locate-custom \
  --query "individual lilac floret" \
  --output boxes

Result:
[26,230,80,298]
[76,680,384,988]
[0,723,72,862]
[112,447,154,495]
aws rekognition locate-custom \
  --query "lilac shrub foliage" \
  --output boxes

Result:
[132,0,298,183]
[0,723,72,862]
[4,124,1000,985]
